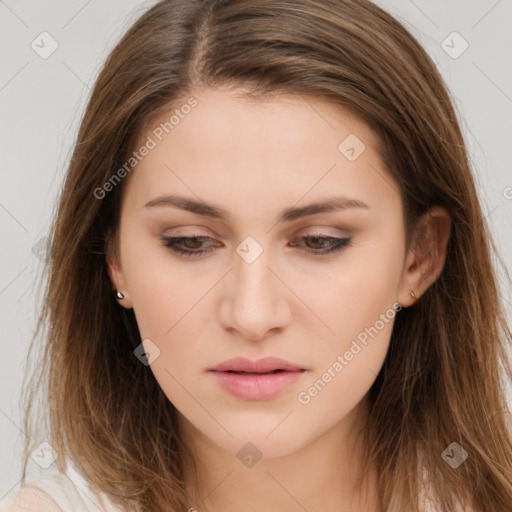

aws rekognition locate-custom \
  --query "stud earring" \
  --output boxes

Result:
[410,290,416,299]
[115,291,125,300]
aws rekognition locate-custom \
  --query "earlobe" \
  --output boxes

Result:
[398,206,451,308]
[106,248,133,309]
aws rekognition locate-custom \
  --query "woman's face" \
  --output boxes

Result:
[108,86,413,459]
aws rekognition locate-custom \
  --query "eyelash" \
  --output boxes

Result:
[160,234,352,258]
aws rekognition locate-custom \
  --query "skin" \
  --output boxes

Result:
[107,86,451,512]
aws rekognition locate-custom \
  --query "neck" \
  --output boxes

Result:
[180,396,380,512]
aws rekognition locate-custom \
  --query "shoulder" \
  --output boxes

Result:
[0,463,122,512]
[0,485,64,512]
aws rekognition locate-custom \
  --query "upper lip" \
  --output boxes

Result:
[209,356,305,373]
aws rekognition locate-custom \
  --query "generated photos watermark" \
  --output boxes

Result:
[297,301,402,405]
[93,97,198,200]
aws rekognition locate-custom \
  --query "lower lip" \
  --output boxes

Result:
[209,370,305,400]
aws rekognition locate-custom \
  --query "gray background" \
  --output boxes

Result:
[1,0,511,499]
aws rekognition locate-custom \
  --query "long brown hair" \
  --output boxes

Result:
[20,0,512,511]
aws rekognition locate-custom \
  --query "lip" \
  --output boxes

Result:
[208,357,307,400]
[210,356,305,373]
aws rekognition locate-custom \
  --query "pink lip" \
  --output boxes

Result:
[210,356,305,373]
[208,357,307,400]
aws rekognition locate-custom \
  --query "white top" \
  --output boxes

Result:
[0,462,123,512]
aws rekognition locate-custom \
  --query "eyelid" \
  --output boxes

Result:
[300,228,351,236]
[160,227,215,239]
[161,225,351,237]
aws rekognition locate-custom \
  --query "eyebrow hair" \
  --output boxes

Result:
[143,194,369,223]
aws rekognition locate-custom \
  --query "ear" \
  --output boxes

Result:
[106,240,133,309]
[398,206,451,308]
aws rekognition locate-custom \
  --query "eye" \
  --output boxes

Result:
[289,234,352,255]
[160,233,352,258]
[160,235,217,257]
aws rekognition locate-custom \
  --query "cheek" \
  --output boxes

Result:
[120,234,215,396]
[304,234,403,344]
[294,276,399,426]
[128,265,211,409]
[293,237,402,405]
[120,222,202,337]
[129,267,209,353]
[302,283,395,395]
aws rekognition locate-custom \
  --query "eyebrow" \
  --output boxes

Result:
[143,194,369,223]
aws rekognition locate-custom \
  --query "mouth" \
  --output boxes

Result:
[221,369,295,375]
[209,356,306,374]
[208,360,307,400]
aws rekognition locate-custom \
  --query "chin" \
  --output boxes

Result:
[207,416,311,461]
[178,402,316,461]
[224,433,304,461]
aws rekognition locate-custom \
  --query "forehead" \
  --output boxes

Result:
[142,87,378,155]
[123,87,399,218]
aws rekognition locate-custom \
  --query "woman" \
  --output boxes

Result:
[3,0,511,511]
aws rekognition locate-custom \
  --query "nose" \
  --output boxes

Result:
[219,246,292,341]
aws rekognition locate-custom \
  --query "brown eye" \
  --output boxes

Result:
[182,237,205,249]
[290,235,352,255]
[160,236,217,257]
[304,236,330,250]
